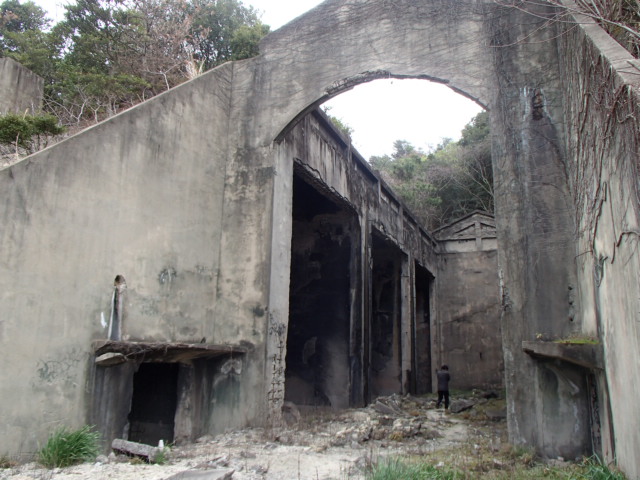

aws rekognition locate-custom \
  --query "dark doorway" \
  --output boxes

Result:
[370,231,405,399]
[414,262,434,394]
[128,363,179,446]
[285,171,357,408]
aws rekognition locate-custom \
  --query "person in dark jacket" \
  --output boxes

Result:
[436,365,451,409]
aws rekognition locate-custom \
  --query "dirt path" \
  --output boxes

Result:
[1,394,507,480]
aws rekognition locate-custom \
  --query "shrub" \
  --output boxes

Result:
[37,425,100,468]
[0,113,65,151]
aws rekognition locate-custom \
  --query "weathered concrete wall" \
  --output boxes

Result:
[0,58,43,114]
[435,249,503,391]
[434,212,502,391]
[274,109,440,407]
[486,0,587,462]
[558,5,640,475]
[0,63,269,456]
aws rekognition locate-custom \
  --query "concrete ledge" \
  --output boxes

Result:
[522,341,604,370]
[164,470,234,480]
[93,340,250,363]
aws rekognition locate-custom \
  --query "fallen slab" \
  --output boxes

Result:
[111,438,163,463]
[164,469,235,480]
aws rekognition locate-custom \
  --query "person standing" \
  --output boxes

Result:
[436,365,451,409]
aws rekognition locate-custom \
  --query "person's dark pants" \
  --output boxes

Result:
[437,390,449,409]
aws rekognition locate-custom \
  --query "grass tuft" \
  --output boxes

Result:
[0,455,17,468]
[579,456,627,480]
[37,425,100,468]
[366,457,461,480]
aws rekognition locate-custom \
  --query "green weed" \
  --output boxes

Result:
[577,456,627,480]
[37,425,100,468]
[0,455,17,468]
[153,447,170,465]
[365,457,461,480]
[552,336,599,345]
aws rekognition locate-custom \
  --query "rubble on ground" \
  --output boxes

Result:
[0,391,507,480]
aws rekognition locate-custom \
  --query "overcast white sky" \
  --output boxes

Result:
[33,0,483,159]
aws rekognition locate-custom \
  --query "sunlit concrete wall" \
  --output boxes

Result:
[0,58,42,114]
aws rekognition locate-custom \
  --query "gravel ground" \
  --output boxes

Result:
[0,393,507,480]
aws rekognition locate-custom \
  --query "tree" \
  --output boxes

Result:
[186,0,266,69]
[0,0,49,45]
[0,0,57,77]
[0,112,65,162]
[230,21,269,60]
[43,0,269,127]
[369,111,493,230]
[1,0,270,145]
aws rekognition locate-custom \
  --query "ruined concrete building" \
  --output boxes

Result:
[1,0,639,477]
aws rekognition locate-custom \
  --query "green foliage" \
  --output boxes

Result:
[37,426,100,468]
[323,106,354,138]
[366,457,461,480]
[0,0,49,44]
[577,456,627,479]
[2,0,269,130]
[0,113,32,147]
[230,21,269,60]
[153,447,169,464]
[329,116,353,138]
[0,0,56,77]
[369,111,493,230]
[0,112,65,150]
[187,0,267,69]
[553,335,599,345]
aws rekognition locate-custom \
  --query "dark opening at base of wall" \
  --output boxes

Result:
[91,341,247,450]
[369,230,405,399]
[128,363,179,446]
[285,169,359,409]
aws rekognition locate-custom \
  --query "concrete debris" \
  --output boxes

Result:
[485,407,507,421]
[112,438,163,463]
[0,393,508,480]
[94,352,126,366]
[282,400,302,425]
[450,399,476,414]
[164,469,234,480]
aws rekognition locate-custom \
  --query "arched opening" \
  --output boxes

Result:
[276,75,501,409]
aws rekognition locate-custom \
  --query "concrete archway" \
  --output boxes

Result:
[233,0,576,461]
